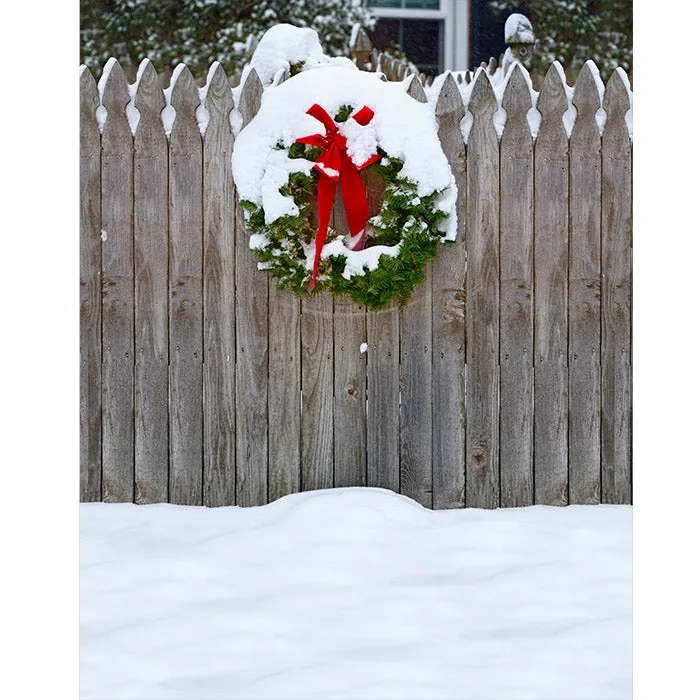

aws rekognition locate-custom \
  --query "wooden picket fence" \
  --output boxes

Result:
[80,56,632,509]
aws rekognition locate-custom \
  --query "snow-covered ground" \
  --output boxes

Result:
[80,488,632,699]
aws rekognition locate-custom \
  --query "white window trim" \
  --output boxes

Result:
[370,0,469,72]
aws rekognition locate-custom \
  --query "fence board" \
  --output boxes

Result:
[234,69,268,506]
[534,64,569,506]
[203,63,236,506]
[331,197,367,488]
[366,302,400,492]
[301,294,334,491]
[80,67,102,502]
[569,63,602,504]
[400,76,433,509]
[465,70,500,509]
[432,74,466,509]
[499,65,534,507]
[100,61,134,502]
[168,66,203,505]
[133,60,169,504]
[601,70,632,504]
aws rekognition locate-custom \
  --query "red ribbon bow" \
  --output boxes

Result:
[297,103,380,292]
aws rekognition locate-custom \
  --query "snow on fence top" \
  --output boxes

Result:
[83,25,633,145]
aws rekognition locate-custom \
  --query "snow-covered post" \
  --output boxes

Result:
[349,24,373,71]
[502,13,537,75]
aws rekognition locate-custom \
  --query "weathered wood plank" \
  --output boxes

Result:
[534,63,569,505]
[601,69,632,504]
[400,76,432,508]
[569,62,602,504]
[301,294,334,492]
[499,64,535,507]
[100,60,134,503]
[465,69,500,509]
[268,288,301,502]
[432,74,466,509]
[132,60,169,504]
[366,302,400,493]
[80,66,102,502]
[168,66,203,505]
[331,193,367,488]
[203,63,236,506]
[333,295,367,488]
[235,69,268,506]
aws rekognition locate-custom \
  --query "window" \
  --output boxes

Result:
[373,0,440,8]
[371,18,444,75]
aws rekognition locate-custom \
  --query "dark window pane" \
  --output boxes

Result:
[372,0,439,7]
[371,18,443,75]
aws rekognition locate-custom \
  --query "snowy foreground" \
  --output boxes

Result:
[80,488,632,700]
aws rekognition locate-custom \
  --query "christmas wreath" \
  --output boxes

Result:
[232,56,458,310]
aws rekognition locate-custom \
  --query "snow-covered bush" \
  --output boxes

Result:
[80,0,374,81]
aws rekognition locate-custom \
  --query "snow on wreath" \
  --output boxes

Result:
[232,25,458,311]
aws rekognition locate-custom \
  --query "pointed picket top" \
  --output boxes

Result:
[407,73,427,103]
[572,61,603,121]
[467,68,498,120]
[435,72,465,122]
[238,67,263,129]
[133,59,166,139]
[99,59,130,134]
[204,62,234,116]
[501,63,532,143]
[536,62,568,141]
[170,64,200,120]
[603,68,632,125]
[80,65,100,130]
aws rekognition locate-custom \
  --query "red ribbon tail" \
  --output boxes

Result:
[308,174,337,293]
[340,153,371,251]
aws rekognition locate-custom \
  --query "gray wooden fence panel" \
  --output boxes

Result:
[365,170,400,493]
[534,64,569,506]
[268,287,301,502]
[100,61,134,503]
[203,63,236,507]
[366,302,400,492]
[133,60,169,504]
[301,294,334,491]
[331,201,367,489]
[601,70,632,504]
[399,76,433,509]
[234,69,268,506]
[569,63,602,504]
[465,70,500,509]
[333,295,367,488]
[168,66,204,505]
[499,65,535,507]
[432,74,467,509]
[80,67,102,502]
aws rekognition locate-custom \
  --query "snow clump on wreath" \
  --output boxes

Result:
[232,34,458,310]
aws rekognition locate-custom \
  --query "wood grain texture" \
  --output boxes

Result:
[399,76,432,508]
[301,294,334,492]
[268,287,301,502]
[80,67,102,502]
[332,198,367,488]
[235,69,268,506]
[601,69,632,504]
[168,66,203,505]
[133,60,169,504]
[100,60,134,503]
[432,74,466,509]
[534,64,569,506]
[366,302,400,493]
[203,63,236,506]
[499,64,535,507]
[465,70,500,509]
[569,62,602,504]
